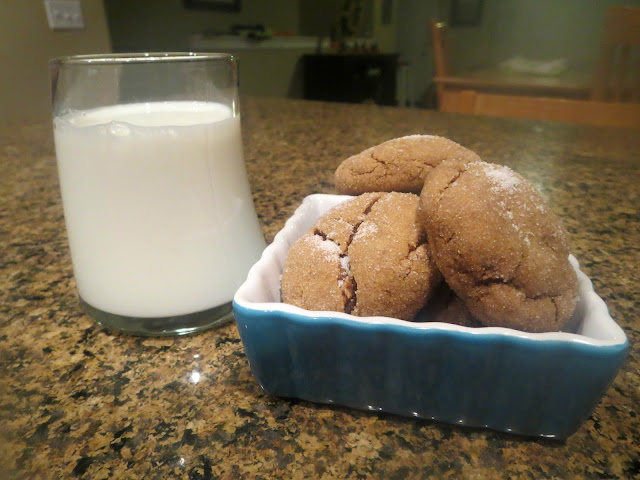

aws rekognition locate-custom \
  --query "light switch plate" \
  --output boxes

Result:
[44,0,85,30]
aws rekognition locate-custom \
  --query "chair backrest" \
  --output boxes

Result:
[429,19,451,109]
[456,90,640,129]
[429,18,450,77]
[592,6,640,102]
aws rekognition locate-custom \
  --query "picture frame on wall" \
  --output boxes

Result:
[183,0,241,12]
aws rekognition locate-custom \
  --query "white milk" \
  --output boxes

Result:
[54,101,266,317]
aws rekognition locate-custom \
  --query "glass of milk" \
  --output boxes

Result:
[50,53,266,335]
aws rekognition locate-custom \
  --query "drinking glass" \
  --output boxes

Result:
[50,53,266,335]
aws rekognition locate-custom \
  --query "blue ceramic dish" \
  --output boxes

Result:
[233,194,628,438]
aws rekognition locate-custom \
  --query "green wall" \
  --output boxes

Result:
[105,0,300,51]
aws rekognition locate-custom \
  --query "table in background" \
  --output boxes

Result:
[435,67,593,112]
[1,97,639,479]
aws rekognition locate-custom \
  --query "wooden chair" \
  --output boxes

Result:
[456,90,640,129]
[429,18,451,108]
[592,6,640,102]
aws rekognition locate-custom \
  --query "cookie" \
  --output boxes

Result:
[334,135,481,195]
[281,192,441,320]
[414,283,483,328]
[418,159,578,332]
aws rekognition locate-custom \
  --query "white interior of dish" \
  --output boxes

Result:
[234,194,628,347]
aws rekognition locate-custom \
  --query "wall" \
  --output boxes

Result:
[484,0,639,70]
[372,0,397,53]
[395,0,440,106]
[105,0,300,52]
[298,0,345,38]
[0,0,111,121]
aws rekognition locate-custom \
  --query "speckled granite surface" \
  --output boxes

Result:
[1,97,639,479]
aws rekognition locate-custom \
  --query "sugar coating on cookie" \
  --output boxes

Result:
[419,158,578,332]
[281,192,441,320]
[334,135,481,195]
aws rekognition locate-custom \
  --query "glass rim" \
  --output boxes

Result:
[50,52,235,66]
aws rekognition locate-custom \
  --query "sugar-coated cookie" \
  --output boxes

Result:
[281,192,441,320]
[418,159,578,332]
[334,135,481,195]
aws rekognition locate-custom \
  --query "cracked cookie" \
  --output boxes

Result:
[418,158,579,332]
[281,192,441,320]
[334,135,482,195]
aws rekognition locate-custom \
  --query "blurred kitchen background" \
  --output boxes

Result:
[2,0,639,121]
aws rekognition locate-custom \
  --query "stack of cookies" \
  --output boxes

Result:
[281,135,579,333]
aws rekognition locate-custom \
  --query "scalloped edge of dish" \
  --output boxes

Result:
[234,194,628,349]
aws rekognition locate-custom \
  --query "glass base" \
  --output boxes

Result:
[80,297,234,336]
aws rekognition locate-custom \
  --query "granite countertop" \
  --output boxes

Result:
[1,97,638,479]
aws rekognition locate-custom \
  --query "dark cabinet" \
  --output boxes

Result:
[303,54,398,106]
